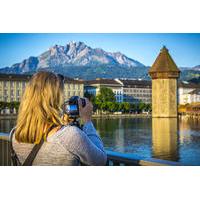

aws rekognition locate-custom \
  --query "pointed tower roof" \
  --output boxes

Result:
[149,46,180,79]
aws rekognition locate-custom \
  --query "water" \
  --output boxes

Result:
[1,117,200,165]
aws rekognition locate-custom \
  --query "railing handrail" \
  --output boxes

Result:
[106,150,181,166]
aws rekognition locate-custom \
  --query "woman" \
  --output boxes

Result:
[11,71,107,166]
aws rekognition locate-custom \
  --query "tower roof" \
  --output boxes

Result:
[149,46,180,79]
[149,46,180,73]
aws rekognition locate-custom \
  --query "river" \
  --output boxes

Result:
[1,116,200,165]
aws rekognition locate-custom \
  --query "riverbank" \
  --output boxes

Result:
[0,115,18,119]
[1,113,200,120]
[92,113,151,119]
[0,113,152,120]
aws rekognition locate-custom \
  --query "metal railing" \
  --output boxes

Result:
[106,150,180,166]
[0,132,180,166]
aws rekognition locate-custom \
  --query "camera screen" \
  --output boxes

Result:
[67,104,78,111]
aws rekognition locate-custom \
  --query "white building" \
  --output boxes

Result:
[115,78,152,104]
[181,89,200,104]
[178,81,200,104]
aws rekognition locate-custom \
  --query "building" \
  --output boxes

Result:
[63,77,84,100]
[149,46,180,118]
[0,74,32,102]
[188,89,200,103]
[178,81,200,104]
[84,78,123,102]
[0,73,84,103]
[180,88,200,104]
[116,79,152,104]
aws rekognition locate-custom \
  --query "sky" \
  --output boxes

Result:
[0,33,200,68]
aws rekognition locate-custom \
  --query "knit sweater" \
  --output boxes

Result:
[12,121,107,166]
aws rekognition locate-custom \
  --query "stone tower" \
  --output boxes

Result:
[149,46,180,118]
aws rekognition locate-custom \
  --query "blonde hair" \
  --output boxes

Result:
[15,71,66,144]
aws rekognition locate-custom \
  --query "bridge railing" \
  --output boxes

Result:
[106,150,180,166]
[1,133,180,166]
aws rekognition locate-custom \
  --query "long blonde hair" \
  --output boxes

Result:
[15,71,66,144]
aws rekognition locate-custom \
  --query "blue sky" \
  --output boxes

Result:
[0,33,200,68]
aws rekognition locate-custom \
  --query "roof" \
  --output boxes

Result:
[188,88,200,95]
[83,78,121,86]
[0,73,32,81]
[149,46,180,78]
[178,81,200,89]
[0,73,82,84]
[119,79,151,88]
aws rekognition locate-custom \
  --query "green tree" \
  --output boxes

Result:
[130,103,137,112]
[124,102,130,113]
[0,102,7,113]
[138,102,145,113]
[96,87,115,104]
[145,103,152,112]
[11,101,20,113]
[107,102,120,112]
[119,102,130,113]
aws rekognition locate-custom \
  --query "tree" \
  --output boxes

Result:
[138,102,146,113]
[95,87,116,113]
[12,101,20,112]
[118,102,130,113]
[0,102,6,110]
[107,102,119,112]
[130,103,137,113]
[145,103,152,112]
[123,102,130,113]
[96,87,116,104]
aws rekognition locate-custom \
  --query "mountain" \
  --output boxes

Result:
[0,41,146,79]
[1,41,198,80]
[192,65,200,71]
[38,41,145,68]
[180,65,200,81]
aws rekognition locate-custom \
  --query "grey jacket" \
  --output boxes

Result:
[12,121,107,166]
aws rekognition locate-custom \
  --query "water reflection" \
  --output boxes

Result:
[152,118,179,161]
[94,117,152,158]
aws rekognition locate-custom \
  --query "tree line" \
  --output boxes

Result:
[0,101,20,114]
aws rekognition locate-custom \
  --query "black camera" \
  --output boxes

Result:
[63,96,86,118]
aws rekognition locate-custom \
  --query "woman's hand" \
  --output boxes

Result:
[78,98,93,124]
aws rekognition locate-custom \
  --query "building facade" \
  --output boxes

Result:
[0,73,84,103]
[0,74,31,102]
[178,81,200,104]
[116,79,152,104]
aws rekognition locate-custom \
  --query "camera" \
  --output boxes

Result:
[63,96,86,118]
